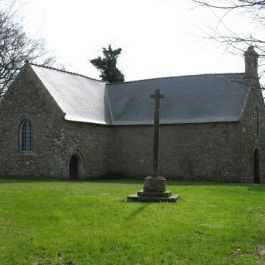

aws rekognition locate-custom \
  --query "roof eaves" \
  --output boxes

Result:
[114,119,240,126]
[64,115,110,125]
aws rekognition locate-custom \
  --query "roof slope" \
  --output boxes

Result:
[30,64,249,125]
[107,73,249,125]
[31,64,112,124]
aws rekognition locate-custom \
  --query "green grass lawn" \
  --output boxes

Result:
[0,177,265,265]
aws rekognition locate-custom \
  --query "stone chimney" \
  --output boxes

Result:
[244,46,259,78]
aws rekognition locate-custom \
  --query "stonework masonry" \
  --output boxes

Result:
[0,57,264,183]
[0,66,113,178]
[111,122,245,181]
[239,79,265,182]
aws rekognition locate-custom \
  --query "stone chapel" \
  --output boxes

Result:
[0,46,264,183]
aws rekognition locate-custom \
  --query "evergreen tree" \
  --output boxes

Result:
[90,45,124,83]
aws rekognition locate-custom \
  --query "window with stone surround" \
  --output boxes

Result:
[20,119,32,152]
[254,107,259,137]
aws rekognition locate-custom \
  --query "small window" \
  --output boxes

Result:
[20,119,32,152]
[254,107,259,137]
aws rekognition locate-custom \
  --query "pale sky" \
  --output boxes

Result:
[4,0,259,81]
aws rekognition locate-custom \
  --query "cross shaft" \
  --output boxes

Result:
[150,89,164,178]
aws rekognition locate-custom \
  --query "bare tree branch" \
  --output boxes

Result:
[191,0,265,58]
[190,0,265,91]
[193,0,265,10]
[0,5,55,98]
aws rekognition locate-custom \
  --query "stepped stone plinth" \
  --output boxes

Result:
[127,176,178,202]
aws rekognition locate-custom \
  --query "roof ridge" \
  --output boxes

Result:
[107,72,244,86]
[29,62,104,83]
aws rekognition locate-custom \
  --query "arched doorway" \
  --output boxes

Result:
[254,149,260,184]
[69,155,79,179]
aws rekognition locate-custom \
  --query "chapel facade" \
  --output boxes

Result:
[0,46,264,183]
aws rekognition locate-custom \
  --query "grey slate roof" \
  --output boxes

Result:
[108,73,249,125]
[30,64,249,125]
[32,65,112,124]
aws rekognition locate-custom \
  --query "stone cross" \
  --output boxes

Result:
[127,89,177,202]
[150,89,164,178]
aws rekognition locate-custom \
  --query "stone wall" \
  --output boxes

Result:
[110,122,242,181]
[109,80,265,183]
[0,65,264,182]
[0,65,111,178]
[239,79,265,183]
[58,121,113,178]
[0,65,63,177]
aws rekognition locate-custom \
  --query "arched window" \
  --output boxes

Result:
[254,107,259,137]
[20,119,32,152]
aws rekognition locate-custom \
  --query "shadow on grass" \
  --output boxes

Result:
[125,203,149,220]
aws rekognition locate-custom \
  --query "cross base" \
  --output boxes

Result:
[127,194,179,202]
[127,176,179,203]
[144,176,166,192]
